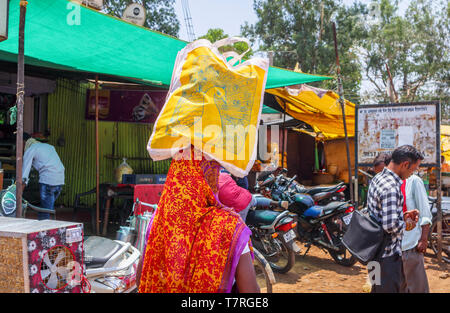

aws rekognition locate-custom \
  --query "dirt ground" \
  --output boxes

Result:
[269,241,449,293]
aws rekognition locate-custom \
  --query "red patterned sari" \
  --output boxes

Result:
[138,149,252,293]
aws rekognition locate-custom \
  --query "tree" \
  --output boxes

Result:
[103,0,180,37]
[241,0,368,104]
[198,28,253,61]
[360,0,449,106]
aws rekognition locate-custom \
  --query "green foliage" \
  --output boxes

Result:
[241,0,449,108]
[103,0,180,37]
[241,0,367,104]
[361,0,449,106]
[198,28,254,61]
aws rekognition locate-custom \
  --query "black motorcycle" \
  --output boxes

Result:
[245,199,301,274]
[256,168,347,205]
[267,173,357,267]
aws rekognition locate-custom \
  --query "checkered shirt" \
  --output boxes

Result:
[367,167,405,258]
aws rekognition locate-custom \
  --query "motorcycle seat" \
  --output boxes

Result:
[304,182,345,195]
[321,201,348,216]
[246,209,282,226]
[303,202,347,218]
[84,236,122,269]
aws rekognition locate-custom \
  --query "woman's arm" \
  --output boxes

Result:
[234,252,260,293]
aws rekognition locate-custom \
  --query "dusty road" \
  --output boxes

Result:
[269,242,449,293]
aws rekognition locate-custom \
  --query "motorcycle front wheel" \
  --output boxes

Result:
[328,247,357,267]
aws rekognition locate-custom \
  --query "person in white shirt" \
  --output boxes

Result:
[400,173,432,293]
[22,133,65,220]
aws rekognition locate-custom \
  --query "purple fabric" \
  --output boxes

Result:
[224,225,252,293]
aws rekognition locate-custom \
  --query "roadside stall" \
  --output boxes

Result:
[261,84,356,195]
[0,0,331,236]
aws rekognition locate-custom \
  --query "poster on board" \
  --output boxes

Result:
[357,103,438,165]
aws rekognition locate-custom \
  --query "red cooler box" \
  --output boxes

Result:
[133,184,164,215]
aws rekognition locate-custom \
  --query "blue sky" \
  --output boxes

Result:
[174,0,411,42]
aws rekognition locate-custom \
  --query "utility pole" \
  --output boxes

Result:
[332,22,354,204]
[95,75,100,235]
[181,0,196,41]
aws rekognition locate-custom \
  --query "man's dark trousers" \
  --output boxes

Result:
[371,254,404,293]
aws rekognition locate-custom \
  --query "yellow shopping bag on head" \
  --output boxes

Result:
[148,38,269,177]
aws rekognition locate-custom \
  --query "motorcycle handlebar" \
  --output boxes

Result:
[282,175,297,192]
[24,201,56,215]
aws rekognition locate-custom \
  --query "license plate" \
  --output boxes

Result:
[283,229,296,242]
[342,212,353,225]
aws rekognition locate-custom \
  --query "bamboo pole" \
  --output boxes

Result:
[332,22,354,204]
[15,0,27,218]
[95,75,100,235]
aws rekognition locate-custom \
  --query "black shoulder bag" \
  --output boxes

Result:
[342,209,389,265]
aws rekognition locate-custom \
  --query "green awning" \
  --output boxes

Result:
[0,0,331,89]
[262,105,281,114]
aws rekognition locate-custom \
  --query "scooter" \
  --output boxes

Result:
[84,236,141,293]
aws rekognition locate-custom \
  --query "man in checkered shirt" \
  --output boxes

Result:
[367,145,422,293]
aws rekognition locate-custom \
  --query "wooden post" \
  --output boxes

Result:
[15,0,27,217]
[436,102,443,262]
[95,75,100,235]
[102,196,111,236]
[281,100,287,169]
[332,22,354,204]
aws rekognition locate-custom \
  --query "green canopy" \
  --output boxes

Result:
[0,0,331,89]
[262,105,281,114]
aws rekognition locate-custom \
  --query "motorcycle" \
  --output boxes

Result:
[84,235,141,293]
[266,173,357,267]
[428,196,450,263]
[245,196,301,273]
[256,168,347,205]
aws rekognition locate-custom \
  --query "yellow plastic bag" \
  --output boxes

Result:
[115,158,133,183]
[147,38,269,177]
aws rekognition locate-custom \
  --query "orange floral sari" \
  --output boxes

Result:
[138,149,252,293]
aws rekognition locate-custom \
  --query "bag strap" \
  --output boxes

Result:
[212,36,251,66]
[400,180,407,213]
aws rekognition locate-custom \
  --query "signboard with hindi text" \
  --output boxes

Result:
[356,102,440,166]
